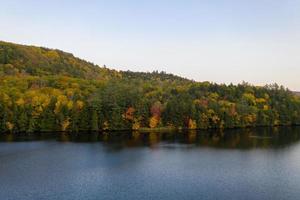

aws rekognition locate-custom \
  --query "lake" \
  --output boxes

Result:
[1,127,300,200]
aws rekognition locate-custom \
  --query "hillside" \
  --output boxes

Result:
[0,41,300,133]
[0,41,121,80]
[0,41,192,84]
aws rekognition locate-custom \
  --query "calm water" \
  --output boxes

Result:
[1,127,300,200]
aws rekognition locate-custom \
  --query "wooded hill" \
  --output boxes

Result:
[1,41,300,133]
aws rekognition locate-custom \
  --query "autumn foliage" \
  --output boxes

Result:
[0,41,300,133]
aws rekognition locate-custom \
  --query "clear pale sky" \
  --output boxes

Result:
[1,0,300,90]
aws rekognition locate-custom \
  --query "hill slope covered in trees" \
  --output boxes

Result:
[0,41,300,133]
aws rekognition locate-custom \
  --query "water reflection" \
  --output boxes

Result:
[1,126,300,150]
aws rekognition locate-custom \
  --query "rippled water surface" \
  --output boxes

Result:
[1,127,300,200]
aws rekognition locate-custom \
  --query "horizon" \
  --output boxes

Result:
[1,0,300,90]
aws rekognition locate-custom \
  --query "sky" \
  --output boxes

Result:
[1,0,300,90]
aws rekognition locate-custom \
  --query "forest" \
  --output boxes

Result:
[1,41,300,133]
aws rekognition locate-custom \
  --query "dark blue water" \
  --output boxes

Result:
[1,127,300,200]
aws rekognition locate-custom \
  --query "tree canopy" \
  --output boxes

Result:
[1,41,300,133]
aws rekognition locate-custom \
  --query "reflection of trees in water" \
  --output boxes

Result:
[188,130,197,144]
[191,127,300,149]
[96,127,300,150]
[148,132,159,147]
[1,127,300,150]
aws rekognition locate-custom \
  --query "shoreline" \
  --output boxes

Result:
[1,124,299,135]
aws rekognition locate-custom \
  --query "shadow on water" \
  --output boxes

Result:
[1,126,300,150]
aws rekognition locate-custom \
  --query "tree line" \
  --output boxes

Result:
[1,41,300,133]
